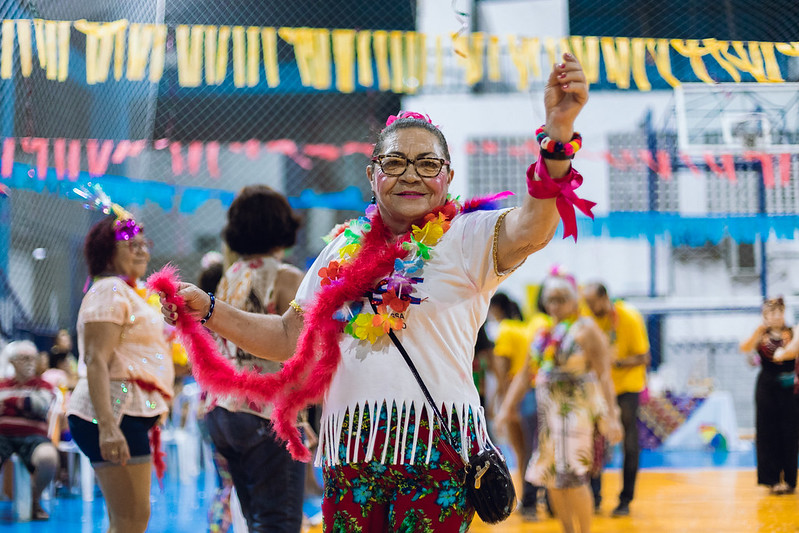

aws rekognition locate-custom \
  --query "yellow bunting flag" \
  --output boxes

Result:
[404,31,417,93]
[16,19,32,77]
[33,19,45,69]
[566,36,600,84]
[487,34,501,81]
[372,30,390,91]
[1,19,799,93]
[1,20,14,79]
[74,19,128,84]
[332,29,356,93]
[261,27,279,87]
[175,24,204,87]
[721,41,783,83]
[435,35,443,86]
[452,32,485,86]
[414,32,427,89]
[356,30,373,87]
[203,25,218,85]
[389,30,404,93]
[670,39,715,84]
[149,25,167,82]
[631,38,651,91]
[231,26,246,87]
[508,35,530,90]
[646,38,680,88]
[246,26,260,87]
[313,28,331,90]
[600,36,631,89]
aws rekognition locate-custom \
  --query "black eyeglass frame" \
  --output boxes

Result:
[371,154,451,178]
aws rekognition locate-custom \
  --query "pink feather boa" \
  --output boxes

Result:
[147,210,408,461]
[147,198,505,461]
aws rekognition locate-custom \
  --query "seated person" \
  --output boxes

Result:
[0,341,59,520]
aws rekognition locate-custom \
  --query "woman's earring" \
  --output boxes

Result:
[370,195,376,204]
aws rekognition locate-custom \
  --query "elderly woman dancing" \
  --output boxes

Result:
[161,54,594,531]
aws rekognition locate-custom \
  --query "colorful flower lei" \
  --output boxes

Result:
[530,317,577,372]
[320,203,457,343]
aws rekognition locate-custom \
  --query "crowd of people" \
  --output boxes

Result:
[1,48,795,533]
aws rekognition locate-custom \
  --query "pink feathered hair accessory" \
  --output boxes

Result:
[384,111,437,129]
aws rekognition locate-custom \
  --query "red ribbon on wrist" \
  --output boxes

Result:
[526,156,596,241]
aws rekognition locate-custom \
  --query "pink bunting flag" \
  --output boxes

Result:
[779,153,792,187]
[206,142,220,178]
[67,140,80,181]
[656,150,671,180]
[703,152,725,177]
[621,149,637,168]
[86,139,114,177]
[481,140,498,155]
[111,140,131,165]
[153,139,170,150]
[53,138,66,180]
[638,149,658,173]
[20,137,49,179]
[1,138,14,178]
[187,141,203,175]
[680,153,701,175]
[170,142,184,175]
[720,154,736,183]
[605,151,626,170]
[244,139,260,160]
[129,140,147,157]
[264,139,312,170]
[303,144,340,161]
[341,142,374,156]
[744,151,775,189]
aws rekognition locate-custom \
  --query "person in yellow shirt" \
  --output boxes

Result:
[491,292,551,521]
[582,282,650,518]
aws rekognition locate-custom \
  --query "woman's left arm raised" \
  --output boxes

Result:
[497,52,590,272]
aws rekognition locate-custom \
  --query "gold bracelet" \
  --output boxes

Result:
[289,300,304,315]
[492,207,518,276]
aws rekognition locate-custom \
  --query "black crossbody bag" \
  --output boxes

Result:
[370,300,516,523]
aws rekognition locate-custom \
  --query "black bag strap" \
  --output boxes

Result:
[368,297,466,468]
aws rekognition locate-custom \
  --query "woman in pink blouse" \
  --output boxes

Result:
[67,215,174,533]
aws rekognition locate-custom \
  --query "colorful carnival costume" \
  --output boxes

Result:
[525,317,610,488]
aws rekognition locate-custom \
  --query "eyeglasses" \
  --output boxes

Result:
[371,155,450,178]
[121,238,153,253]
[544,295,570,306]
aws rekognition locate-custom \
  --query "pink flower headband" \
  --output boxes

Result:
[547,264,578,291]
[384,111,438,130]
[73,183,142,241]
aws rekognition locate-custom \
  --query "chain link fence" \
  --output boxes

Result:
[1,0,798,435]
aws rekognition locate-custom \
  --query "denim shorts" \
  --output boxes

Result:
[68,415,158,464]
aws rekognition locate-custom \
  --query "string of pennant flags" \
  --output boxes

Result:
[0,18,798,91]
[0,135,794,188]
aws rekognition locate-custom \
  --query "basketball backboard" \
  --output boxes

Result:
[674,83,799,155]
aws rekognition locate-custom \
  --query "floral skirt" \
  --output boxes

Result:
[525,370,608,489]
[322,402,478,533]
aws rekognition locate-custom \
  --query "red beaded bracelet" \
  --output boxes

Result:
[535,125,582,160]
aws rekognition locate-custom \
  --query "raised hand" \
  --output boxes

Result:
[544,52,589,140]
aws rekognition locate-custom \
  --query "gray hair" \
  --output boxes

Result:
[541,276,579,302]
[2,340,38,361]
